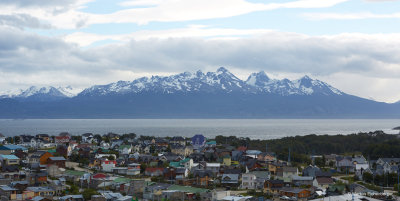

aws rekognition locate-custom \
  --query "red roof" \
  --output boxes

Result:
[92,173,107,179]
[55,136,70,139]
[237,146,247,152]
[145,167,164,173]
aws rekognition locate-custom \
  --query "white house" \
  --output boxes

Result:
[127,163,141,176]
[241,171,270,190]
[241,173,257,189]
[101,160,116,172]
[0,134,6,144]
[82,133,94,143]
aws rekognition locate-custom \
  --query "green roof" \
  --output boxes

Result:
[114,177,131,183]
[64,170,86,176]
[169,162,181,168]
[47,149,56,153]
[167,185,210,193]
[149,161,158,167]
[206,141,216,145]
[119,145,131,150]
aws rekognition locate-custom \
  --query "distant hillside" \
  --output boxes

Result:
[0,68,399,118]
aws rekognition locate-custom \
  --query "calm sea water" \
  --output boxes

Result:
[0,119,399,140]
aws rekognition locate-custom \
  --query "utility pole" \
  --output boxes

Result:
[397,170,399,194]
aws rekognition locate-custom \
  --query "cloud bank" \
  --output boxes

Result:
[1,26,400,102]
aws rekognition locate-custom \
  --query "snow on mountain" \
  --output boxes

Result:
[0,86,81,100]
[80,67,344,97]
[0,68,344,100]
[57,86,81,97]
[245,72,343,96]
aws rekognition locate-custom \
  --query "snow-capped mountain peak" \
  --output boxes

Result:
[0,68,345,100]
[79,68,344,97]
[246,71,270,86]
[0,86,81,100]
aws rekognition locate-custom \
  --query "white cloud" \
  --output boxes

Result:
[63,26,276,46]
[303,12,400,20]
[1,27,400,102]
[0,0,349,29]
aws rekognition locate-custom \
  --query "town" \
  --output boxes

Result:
[0,132,399,201]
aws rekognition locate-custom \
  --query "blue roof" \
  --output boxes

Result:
[0,145,27,150]
[0,154,19,160]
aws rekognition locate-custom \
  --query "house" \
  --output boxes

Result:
[0,154,20,166]
[279,187,311,200]
[26,186,55,198]
[0,185,17,200]
[127,163,141,176]
[336,157,354,173]
[221,174,239,186]
[276,166,298,182]
[205,141,216,148]
[302,165,322,178]
[257,152,276,162]
[170,144,193,157]
[193,170,213,187]
[10,181,29,194]
[179,158,194,169]
[29,151,54,165]
[47,156,66,168]
[191,134,206,149]
[0,145,28,155]
[145,167,164,176]
[205,163,221,175]
[59,195,85,201]
[221,196,253,201]
[241,171,270,190]
[376,158,400,174]
[264,179,284,194]
[82,133,94,143]
[55,136,70,144]
[313,177,334,189]
[29,172,48,185]
[175,167,189,179]
[36,134,51,142]
[222,155,231,166]
[291,176,314,186]
[155,138,169,147]
[0,133,6,144]
[49,179,67,196]
[268,162,284,175]
[170,136,186,146]
[102,160,116,172]
[118,145,132,155]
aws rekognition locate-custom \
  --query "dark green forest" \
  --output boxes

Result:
[215,131,400,163]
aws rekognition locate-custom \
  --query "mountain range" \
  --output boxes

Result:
[0,67,399,118]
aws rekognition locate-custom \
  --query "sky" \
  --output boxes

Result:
[0,0,400,103]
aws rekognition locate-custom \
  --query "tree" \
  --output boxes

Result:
[82,188,99,200]
[363,172,373,183]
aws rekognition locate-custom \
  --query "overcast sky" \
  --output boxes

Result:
[0,0,400,103]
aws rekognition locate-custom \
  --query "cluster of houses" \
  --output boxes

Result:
[0,132,399,201]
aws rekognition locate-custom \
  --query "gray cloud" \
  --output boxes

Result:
[1,28,400,102]
[1,28,400,77]
[0,0,80,8]
[0,14,52,30]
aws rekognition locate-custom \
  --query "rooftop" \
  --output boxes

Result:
[0,154,19,160]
